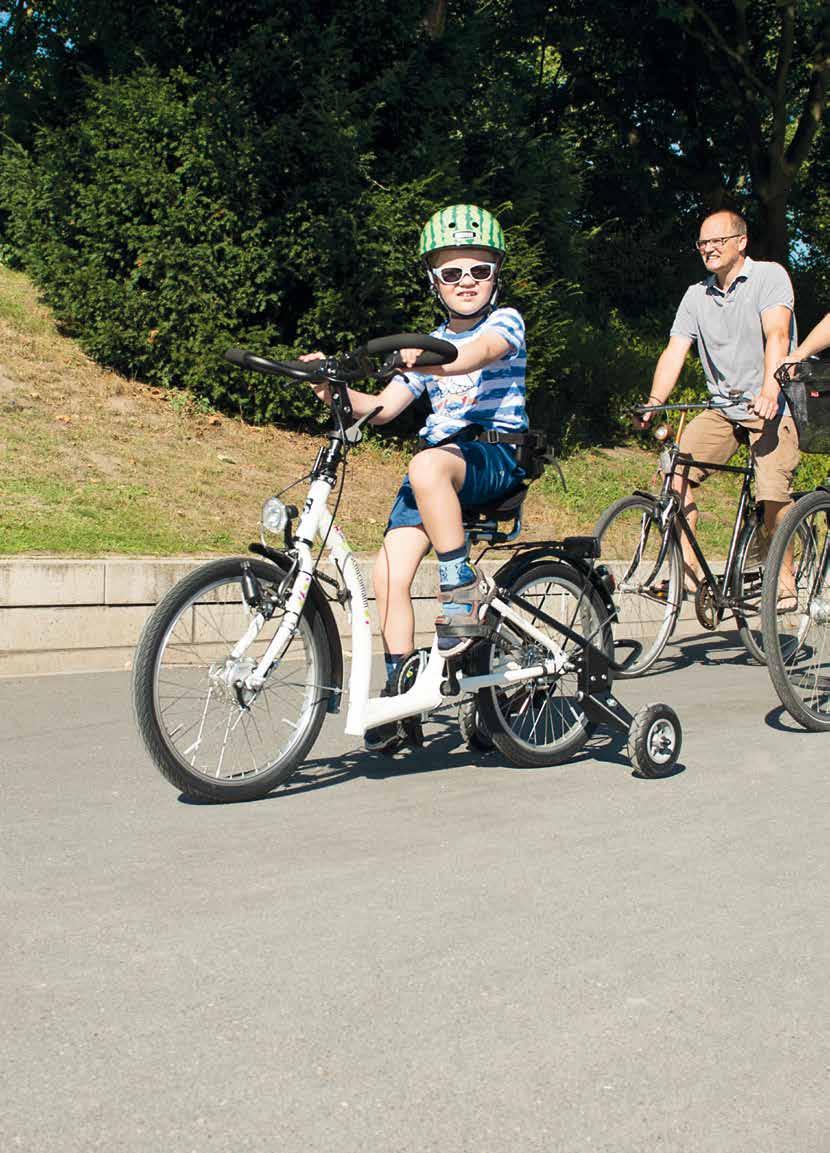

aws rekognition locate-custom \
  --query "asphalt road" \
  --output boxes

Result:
[2,631,828,1153]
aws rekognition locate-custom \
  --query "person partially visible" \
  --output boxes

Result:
[640,209,799,596]
[788,312,830,361]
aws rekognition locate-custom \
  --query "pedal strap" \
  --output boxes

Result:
[435,573,491,638]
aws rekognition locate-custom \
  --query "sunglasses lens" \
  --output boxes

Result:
[470,264,494,281]
[437,267,463,284]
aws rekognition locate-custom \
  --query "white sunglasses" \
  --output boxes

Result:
[432,261,498,285]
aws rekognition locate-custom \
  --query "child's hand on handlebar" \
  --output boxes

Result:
[298,352,331,402]
[398,348,423,371]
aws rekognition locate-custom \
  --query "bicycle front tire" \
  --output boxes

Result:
[132,557,333,801]
[594,494,683,676]
[761,491,830,731]
[732,514,768,664]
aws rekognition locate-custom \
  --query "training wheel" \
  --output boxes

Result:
[627,703,682,777]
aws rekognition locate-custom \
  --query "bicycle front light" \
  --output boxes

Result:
[261,497,289,534]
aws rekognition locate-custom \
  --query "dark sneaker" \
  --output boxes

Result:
[364,720,405,752]
[364,674,408,753]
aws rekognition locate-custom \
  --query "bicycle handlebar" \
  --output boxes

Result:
[631,391,750,416]
[224,332,458,382]
[363,333,458,367]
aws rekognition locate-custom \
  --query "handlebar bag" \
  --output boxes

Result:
[781,360,830,454]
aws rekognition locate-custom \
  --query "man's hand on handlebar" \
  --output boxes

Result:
[747,385,780,422]
[631,397,662,429]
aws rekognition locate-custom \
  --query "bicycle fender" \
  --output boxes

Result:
[248,544,344,713]
[490,546,617,621]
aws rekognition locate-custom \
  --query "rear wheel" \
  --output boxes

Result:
[474,561,613,768]
[594,494,682,676]
[761,491,830,730]
[132,557,333,801]
[458,695,495,752]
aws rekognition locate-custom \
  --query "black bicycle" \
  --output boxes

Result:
[594,393,775,676]
[761,358,830,730]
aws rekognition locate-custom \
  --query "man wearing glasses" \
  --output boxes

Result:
[641,209,799,593]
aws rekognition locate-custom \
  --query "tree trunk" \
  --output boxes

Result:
[755,192,790,266]
[424,0,447,39]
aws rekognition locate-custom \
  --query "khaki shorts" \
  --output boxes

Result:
[676,408,800,504]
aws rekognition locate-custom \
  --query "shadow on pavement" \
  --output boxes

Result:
[763,703,822,733]
[178,707,686,805]
[631,627,761,677]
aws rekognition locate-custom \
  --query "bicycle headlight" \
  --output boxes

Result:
[261,497,288,534]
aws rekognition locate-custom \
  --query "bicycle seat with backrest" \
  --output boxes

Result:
[460,429,550,543]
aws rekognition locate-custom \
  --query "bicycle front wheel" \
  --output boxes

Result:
[732,514,769,664]
[474,561,613,768]
[594,494,683,676]
[761,491,830,730]
[132,557,333,801]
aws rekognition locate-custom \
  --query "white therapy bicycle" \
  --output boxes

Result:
[132,333,684,801]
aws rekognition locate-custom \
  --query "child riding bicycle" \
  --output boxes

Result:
[301,204,528,750]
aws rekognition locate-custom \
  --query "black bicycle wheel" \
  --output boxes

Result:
[132,557,333,800]
[474,561,613,768]
[594,494,683,676]
[458,694,495,752]
[761,491,830,730]
[732,514,769,664]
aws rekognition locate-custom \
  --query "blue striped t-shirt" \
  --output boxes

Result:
[402,307,528,445]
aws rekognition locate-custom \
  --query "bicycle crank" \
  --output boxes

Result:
[694,583,723,630]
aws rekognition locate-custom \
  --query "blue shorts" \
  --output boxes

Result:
[385,441,525,535]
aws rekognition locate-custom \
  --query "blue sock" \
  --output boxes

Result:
[437,546,475,592]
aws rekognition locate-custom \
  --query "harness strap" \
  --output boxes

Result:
[420,424,544,450]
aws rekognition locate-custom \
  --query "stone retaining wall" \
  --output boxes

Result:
[0,555,702,677]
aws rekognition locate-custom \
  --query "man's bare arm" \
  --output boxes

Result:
[755,305,792,421]
[639,336,692,424]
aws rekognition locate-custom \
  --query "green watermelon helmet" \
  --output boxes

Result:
[418,204,506,260]
[418,204,506,318]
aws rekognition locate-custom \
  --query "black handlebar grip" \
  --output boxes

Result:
[364,333,458,364]
[224,348,251,368]
[224,348,322,379]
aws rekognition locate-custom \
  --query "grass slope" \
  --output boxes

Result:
[0,266,791,558]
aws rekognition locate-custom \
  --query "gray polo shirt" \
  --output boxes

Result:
[670,256,797,420]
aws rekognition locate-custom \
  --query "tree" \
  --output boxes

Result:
[547,0,830,263]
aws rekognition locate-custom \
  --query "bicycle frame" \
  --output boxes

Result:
[231,466,574,737]
[665,451,757,610]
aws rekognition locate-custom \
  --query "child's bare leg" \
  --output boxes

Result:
[409,446,486,656]
[373,526,431,656]
[407,446,466,552]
